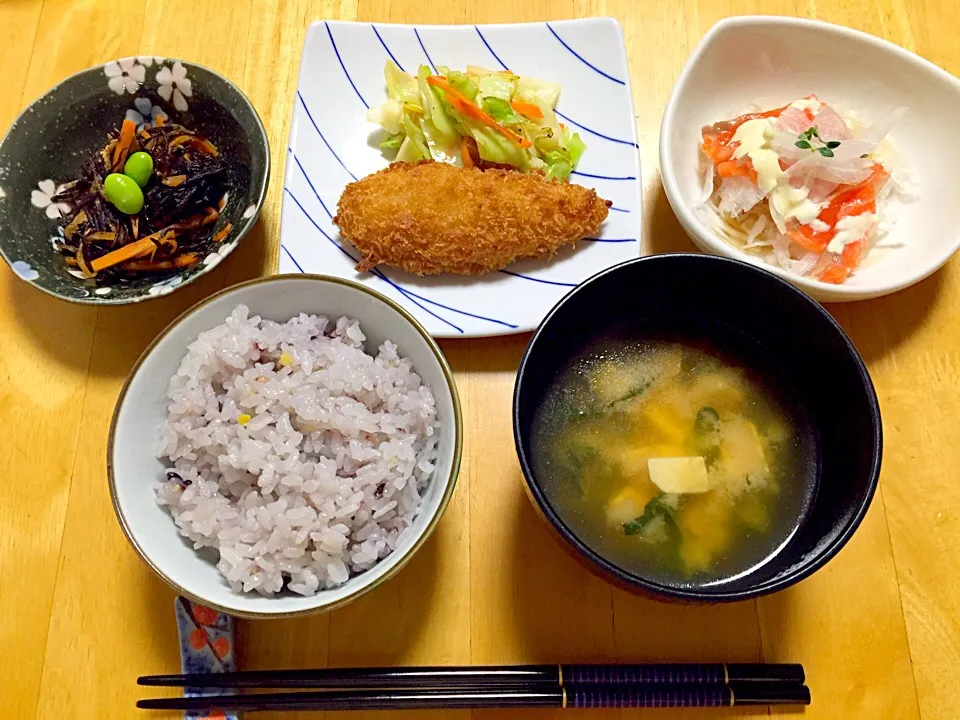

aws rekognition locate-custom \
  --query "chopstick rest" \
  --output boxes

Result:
[173,597,238,720]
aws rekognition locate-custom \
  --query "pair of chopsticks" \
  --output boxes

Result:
[138,663,810,712]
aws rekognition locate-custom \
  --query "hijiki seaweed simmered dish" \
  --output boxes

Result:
[53,117,233,280]
[699,96,917,284]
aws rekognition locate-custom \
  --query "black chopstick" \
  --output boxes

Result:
[138,662,804,689]
[137,682,811,712]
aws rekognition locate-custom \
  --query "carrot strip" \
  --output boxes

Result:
[426,76,532,148]
[212,223,232,243]
[173,252,199,268]
[155,115,165,126]
[169,135,219,157]
[192,137,219,157]
[90,236,158,273]
[166,206,218,232]
[122,252,199,272]
[511,99,543,120]
[112,118,137,171]
[162,175,187,187]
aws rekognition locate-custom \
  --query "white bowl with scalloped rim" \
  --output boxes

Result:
[660,15,960,302]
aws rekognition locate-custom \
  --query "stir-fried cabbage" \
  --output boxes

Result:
[365,61,586,179]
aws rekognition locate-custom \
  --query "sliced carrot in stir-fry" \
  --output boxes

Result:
[426,75,532,148]
[511,99,543,120]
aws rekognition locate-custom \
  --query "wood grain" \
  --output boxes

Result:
[1,1,958,719]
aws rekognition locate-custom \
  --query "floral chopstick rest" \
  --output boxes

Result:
[174,597,239,720]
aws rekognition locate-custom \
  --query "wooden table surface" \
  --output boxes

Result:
[2,1,958,718]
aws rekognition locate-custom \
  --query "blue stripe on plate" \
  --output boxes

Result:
[286,161,519,330]
[372,271,464,332]
[285,188,464,333]
[379,275,518,328]
[326,21,369,108]
[296,92,359,181]
[291,153,334,218]
[474,27,638,148]
[284,190,354,266]
[545,23,625,85]
[554,109,638,148]
[584,237,635,243]
[570,169,636,181]
[280,243,304,271]
[499,269,577,287]
[414,28,437,72]
[372,25,404,70]
[608,205,630,213]
[474,26,510,70]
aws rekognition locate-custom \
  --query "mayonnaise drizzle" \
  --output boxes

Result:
[827,213,876,254]
[731,118,823,225]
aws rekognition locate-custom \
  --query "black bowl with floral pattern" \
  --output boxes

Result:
[0,57,269,304]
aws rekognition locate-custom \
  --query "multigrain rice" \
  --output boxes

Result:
[157,305,439,596]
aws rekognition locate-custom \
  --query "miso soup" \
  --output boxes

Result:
[530,338,817,587]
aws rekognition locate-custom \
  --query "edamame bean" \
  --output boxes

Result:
[104,173,144,215]
[123,151,153,188]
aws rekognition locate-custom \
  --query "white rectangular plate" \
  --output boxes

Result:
[281,18,641,337]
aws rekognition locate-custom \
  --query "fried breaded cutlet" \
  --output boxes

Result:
[333,161,611,275]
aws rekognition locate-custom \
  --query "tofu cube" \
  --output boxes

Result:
[648,456,710,494]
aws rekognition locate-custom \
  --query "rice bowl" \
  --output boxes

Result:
[109,275,461,618]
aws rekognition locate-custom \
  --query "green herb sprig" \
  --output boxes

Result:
[794,126,842,157]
